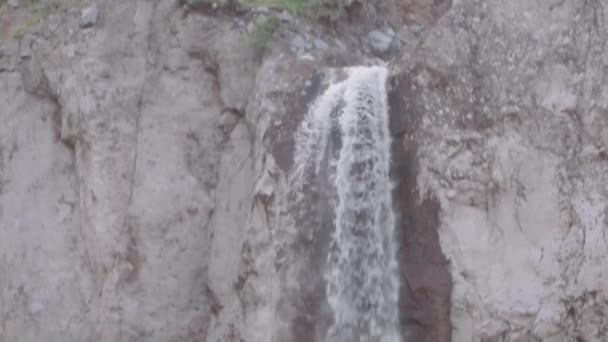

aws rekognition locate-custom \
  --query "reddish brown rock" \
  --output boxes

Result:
[396,0,452,26]
[389,71,453,342]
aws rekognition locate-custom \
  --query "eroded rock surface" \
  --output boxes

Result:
[0,0,607,341]
[390,0,608,340]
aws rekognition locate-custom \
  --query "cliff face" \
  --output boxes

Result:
[0,0,606,341]
[390,0,608,340]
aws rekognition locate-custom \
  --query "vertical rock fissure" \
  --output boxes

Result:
[388,72,452,342]
[291,66,400,342]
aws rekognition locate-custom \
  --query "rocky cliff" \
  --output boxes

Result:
[0,0,606,341]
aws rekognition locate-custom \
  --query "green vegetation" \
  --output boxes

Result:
[181,0,347,20]
[245,0,347,55]
[182,0,242,9]
[183,0,213,6]
[241,0,307,12]
[12,0,60,38]
[251,15,279,53]
[305,0,344,22]
[182,0,309,13]
[244,0,348,24]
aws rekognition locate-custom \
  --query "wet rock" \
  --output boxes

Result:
[389,71,453,342]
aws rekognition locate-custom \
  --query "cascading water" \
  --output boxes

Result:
[290,66,400,342]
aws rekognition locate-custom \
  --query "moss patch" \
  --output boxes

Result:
[12,0,60,39]
[182,0,309,12]
[240,0,308,12]
[251,15,279,52]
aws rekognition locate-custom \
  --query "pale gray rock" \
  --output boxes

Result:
[290,34,307,54]
[410,24,424,33]
[79,5,98,28]
[390,0,608,340]
[0,49,94,342]
[313,38,329,50]
[367,29,394,56]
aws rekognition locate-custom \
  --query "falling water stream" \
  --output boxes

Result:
[291,66,400,342]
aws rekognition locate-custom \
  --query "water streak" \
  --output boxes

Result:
[291,66,400,342]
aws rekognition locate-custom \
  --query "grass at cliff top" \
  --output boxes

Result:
[241,0,308,11]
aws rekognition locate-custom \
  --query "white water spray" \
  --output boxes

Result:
[291,66,400,342]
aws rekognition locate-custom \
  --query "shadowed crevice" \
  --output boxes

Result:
[389,72,453,342]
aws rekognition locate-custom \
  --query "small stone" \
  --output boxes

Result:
[290,35,307,54]
[8,0,19,8]
[246,21,256,33]
[313,38,329,50]
[447,189,457,199]
[234,18,245,28]
[100,69,111,79]
[367,30,394,56]
[410,24,424,34]
[80,5,98,29]
[219,110,239,133]
[277,10,294,23]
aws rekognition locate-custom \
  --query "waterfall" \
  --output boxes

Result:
[290,66,400,342]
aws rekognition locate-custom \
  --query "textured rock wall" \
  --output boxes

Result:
[390,0,608,340]
[0,55,94,342]
[1,0,607,341]
[2,1,257,340]
[0,0,382,340]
